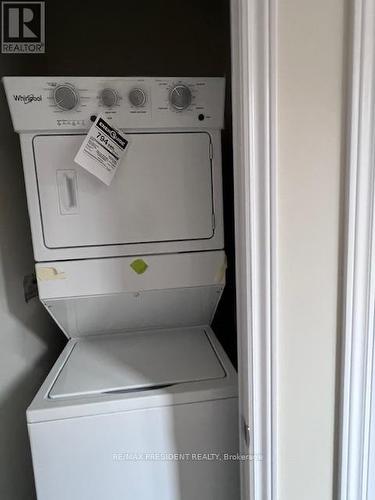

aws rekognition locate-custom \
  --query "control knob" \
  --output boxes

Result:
[100,88,119,108]
[53,84,79,111]
[128,88,147,107]
[169,84,192,111]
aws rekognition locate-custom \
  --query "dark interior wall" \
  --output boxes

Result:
[0,1,235,498]
[2,0,230,75]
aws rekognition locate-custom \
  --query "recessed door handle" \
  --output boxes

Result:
[57,170,79,215]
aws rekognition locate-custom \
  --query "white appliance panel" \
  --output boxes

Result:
[34,132,214,248]
[3,76,225,132]
[36,251,226,299]
[29,398,239,500]
[46,286,223,338]
[36,252,226,339]
[49,328,225,399]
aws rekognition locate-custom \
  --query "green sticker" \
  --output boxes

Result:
[130,259,148,275]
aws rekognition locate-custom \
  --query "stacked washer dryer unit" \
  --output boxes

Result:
[4,77,239,500]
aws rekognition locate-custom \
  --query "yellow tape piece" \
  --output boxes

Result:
[215,255,228,283]
[36,267,66,281]
[130,259,148,275]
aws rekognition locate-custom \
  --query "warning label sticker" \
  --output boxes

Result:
[74,115,129,185]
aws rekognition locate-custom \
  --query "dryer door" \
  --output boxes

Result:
[33,132,214,248]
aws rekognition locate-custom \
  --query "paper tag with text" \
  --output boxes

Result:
[74,115,129,185]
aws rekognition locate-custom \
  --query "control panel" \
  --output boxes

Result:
[3,77,225,132]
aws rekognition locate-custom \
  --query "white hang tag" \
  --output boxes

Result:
[74,115,129,186]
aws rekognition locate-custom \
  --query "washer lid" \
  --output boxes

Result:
[49,327,225,399]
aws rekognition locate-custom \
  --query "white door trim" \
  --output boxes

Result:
[339,0,375,499]
[231,0,277,499]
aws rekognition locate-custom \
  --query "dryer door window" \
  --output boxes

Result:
[33,132,214,248]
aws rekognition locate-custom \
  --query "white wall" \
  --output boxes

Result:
[277,0,346,498]
[0,91,66,499]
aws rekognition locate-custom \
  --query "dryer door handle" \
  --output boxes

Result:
[57,170,79,215]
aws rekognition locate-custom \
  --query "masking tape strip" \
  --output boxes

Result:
[215,255,228,283]
[36,267,66,281]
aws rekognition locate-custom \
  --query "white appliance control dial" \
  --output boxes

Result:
[53,84,79,111]
[100,88,118,108]
[128,88,147,107]
[169,84,192,110]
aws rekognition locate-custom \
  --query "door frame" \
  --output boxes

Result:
[338,0,375,499]
[230,0,278,498]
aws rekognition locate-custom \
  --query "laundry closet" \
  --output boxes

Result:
[2,1,239,499]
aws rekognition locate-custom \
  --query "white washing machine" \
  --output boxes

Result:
[4,77,239,500]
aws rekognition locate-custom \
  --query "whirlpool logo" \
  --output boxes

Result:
[13,94,42,104]
[1,2,45,53]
